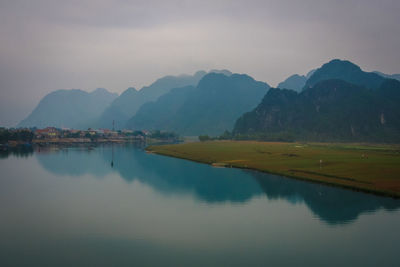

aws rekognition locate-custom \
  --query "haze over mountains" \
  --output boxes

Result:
[98,70,214,129]
[373,71,400,82]
[128,73,269,135]
[277,69,315,92]
[304,59,386,90]
[277,75,307,92]
[16,59,400,142]
[234,59,400,142]
[96,69,233,129]
[18,88,118,129]
[19,70,232,130]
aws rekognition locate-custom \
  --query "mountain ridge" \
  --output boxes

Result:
[277,74,307,92]
[98,69,233,129]
[233,78,400,142]
[18,88,118,129]
[128,72,270,135]
[304,59,386,90]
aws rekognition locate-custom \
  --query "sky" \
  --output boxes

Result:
[0,0,399,127]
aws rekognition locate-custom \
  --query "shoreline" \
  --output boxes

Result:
[146,141,400,199]
[1,138,144,147]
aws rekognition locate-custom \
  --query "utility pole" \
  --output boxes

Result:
[111,143,114,168]
[112,120,115,131]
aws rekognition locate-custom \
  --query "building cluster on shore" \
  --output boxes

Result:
[0,127,147,148]
[33,127,146,140]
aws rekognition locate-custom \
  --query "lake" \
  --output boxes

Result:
[1,144,399,266]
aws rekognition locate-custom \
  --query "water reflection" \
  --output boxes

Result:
[6,144,400,225]
[37,146,113,177]
[0,145,33,159]
[251,171,399,224]
[37,144,263,203]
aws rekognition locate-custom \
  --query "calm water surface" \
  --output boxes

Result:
[1,144,399,266]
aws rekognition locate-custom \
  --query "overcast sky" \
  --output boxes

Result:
[1,0,399,126]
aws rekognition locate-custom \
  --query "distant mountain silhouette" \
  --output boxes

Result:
[126,86,196,132]
[277,68,317,92]
[128,72,269,135]
[306,69,316,79]
[277,74,307,92]
[17,60,398,138]
[373,71,400,81]
[18,88,117,129]
[98,70,232,129]
[233,59,400,142]
[95,87,139,129]
[304,59,386,90]
[208,69,233,76]
[234,78,400,142]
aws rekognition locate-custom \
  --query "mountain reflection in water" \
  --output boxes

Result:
[26,144,399,225]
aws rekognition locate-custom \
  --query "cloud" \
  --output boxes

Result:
[0,0,399,126]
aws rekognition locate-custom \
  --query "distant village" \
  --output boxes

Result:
[33,127,146,141]
[0,127,179,149]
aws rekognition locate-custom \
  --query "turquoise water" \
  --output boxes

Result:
[1,144,399,266]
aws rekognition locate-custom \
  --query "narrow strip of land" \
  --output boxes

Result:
[147,141,400,198]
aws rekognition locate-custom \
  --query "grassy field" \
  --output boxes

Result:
[147,141,400,198]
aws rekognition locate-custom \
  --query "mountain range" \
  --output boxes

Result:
[16,59,400,142]
[277,74,307,92]
[18,88,117,129]
[98,69,234,129]
[373,71,400,81]
[304,59,386,90]
[234,60,400,142]
[18,70,233,131]
[97,71,212,129]
[128,73,270,135]
[277,69,316,92]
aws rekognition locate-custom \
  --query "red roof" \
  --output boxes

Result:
[35,127,58,133]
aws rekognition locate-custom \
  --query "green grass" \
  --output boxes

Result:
[147,141,400,198]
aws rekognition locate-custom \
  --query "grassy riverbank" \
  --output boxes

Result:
[147,141,400,198]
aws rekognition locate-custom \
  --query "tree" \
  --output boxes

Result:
[198,135,211,142]
[219,130,232,140]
